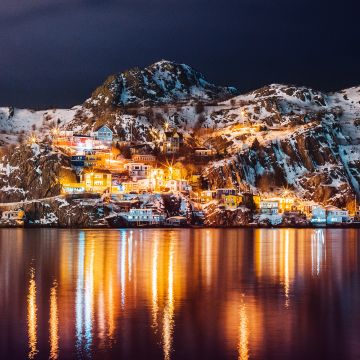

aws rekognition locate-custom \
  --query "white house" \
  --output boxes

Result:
[166,179,192,192]
[125,163,151,180]
[260,200,279,215]
[120,208,166,225]
[311,206,326,224]
[325,205,349,224]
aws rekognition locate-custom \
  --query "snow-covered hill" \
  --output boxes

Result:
[1,60,360,209]
[85,60,239,108]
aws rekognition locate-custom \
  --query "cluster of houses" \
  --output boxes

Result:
[48,124,355,227]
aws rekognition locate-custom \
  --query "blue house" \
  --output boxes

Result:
[94,125,113,142]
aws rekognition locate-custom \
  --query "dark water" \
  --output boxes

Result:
[0,229,360,359]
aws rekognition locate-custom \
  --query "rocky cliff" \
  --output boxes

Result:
[0,143,76,202]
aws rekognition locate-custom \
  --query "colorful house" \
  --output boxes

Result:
[222,194,243,208]
[83,170,112,193]
[93,125,113,142]
[216,188,237,199]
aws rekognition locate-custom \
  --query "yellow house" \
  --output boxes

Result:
[84,171,112,193]
[222,194,243,208]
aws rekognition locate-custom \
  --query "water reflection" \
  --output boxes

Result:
[27,268,38,359]
[0,228,359,359]
[49,281,59,360]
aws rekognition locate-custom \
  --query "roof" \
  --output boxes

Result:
[324,205,342,211]
[165,130,183,139]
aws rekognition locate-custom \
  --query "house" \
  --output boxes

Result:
[311,205,326,224]
[222,194,243,208]
[200,190,216,203]
[162,130,183,154]
[166,216,188,226]
[260,200,279,215]
[1,210,25,222]
[325,205,349,224]
[93,125,113,142]
[132,154,156,163]
[165,179,192,192]
[194,147,215,157]
[216,188,237,199]
[120,208,166,225]
[71,155,86,168]
[62,183,85,194]
[124,163,151,180]
[83,170,112,192]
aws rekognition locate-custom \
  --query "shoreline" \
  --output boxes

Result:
[1,224,359,230]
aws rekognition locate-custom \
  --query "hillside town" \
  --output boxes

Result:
[1,118,357,228]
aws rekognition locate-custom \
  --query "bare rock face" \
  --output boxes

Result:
[0,143,76,203]
[204,203,252,226]
[22,196,109,227]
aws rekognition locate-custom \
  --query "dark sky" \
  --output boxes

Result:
[0,0,359,108]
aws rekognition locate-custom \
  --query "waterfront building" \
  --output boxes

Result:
[166,216,188,226]
[260,200,279,215]
[120,208,166,225]
[311,206,326,224]
[1,210,25,222]
[325,205,349,224]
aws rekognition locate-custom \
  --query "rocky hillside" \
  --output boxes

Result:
[1,61,360,210]
[0,143,76,202]
[85,60,239,108]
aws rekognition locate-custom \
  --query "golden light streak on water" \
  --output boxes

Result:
[107,275,115,342]
[163,239,175,360]
[284,229,290,307]
[49,281,59,360]
[152,238,159,331]
[27,268,38,359]
[238,298,249,360]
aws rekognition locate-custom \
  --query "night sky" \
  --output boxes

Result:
[0,0,359,108]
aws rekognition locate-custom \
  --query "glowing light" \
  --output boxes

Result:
[75,232,85,352]
[49,281,59,360]
[27,268,38,359]
[163,240,175,360]
[238,298,249,360]
[152,239,159,331]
